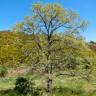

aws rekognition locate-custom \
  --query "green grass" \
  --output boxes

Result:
[0,75,96,96]
[0,77,16,90]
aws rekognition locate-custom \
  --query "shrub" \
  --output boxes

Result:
[14,77,43,96]
[14,77,33,95]
[0,65,8,77]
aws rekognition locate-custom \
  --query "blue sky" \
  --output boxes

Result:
[0,0,96,41]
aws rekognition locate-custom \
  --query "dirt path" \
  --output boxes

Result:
[7,66,32,77]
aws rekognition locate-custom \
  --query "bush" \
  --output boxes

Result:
[0,65,8,77]
[14,77,33,95]
[14,77,43,96]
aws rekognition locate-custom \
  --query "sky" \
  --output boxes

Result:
[0,0,96,41]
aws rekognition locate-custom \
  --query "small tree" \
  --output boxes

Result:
[13,3,87,93]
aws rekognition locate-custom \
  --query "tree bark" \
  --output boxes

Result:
[47,57,53,93]
[47,75,52,93]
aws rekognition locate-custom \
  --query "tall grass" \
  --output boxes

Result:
[0,75,96,96]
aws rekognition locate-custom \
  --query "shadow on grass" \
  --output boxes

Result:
[1,87,96,96]
[53,87,84,96]
[0,89,12,96]
[0,88,43,96]
[53,87,96,96]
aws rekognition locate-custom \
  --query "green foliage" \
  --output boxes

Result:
[12,3,89,79]
[0,1,96,96]
[0,75,96,96]
[0,65,8,77]
[14,77,33,95]
[14,76,42,96]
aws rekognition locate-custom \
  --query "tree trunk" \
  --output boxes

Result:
[47,76,52,93]
[47,58,53,93]
[46,34,53,93]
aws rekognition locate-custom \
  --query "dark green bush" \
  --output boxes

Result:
[14,77,33,95]
[14,77,43,96]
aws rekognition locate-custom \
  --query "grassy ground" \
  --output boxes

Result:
[0,75,96,96]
